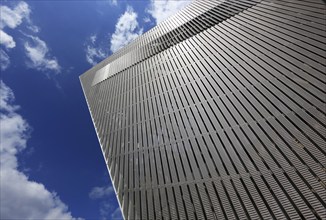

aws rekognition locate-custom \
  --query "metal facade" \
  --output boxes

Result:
[80,0,326,219]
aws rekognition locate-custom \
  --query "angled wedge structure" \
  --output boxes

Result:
[80,0,326,219]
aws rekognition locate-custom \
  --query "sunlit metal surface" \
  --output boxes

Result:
[81,0,326,219]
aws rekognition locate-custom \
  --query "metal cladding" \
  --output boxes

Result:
[80,0,326,219]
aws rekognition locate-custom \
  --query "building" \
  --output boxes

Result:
[80,0,326,219]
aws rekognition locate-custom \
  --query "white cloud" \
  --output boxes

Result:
[1,169,81,220]
[110,6,143,53]
[0,1,31,52]
[0,2,30,29]
[147,0,191,24]
[85,34,108,66]
[24,35,61,72]
[89,185,114,200]
[0,49,10,71]
[0,30,16,49]
[86,45,107,66]
[0,112,28,171]
[0,81,81,220]
[0,81,19,113]
[0,2,58,73]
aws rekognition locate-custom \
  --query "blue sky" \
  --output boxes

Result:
[0,0,190,219]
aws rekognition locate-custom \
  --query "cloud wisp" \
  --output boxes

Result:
[0,49,10,71]
[0,30,16,49]
[110,5,143,53]
[0,1,30,30]
[89,185,114,200]
[0,1,30,71]
[24,35,61,73]
[85,4,144,66]
[0,1,30,51]
[89,184,122,220]
[111,207,123,220]
[85,34,108,66]
[0,81,81,220]
[147,0,191,24]
[0,1,60,73]
[109,0,118,6]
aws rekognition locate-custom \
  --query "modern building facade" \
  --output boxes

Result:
[80,0,326,219]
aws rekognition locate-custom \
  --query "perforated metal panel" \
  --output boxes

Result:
[80,0,326,219]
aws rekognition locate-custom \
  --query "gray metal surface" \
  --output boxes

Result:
[80,0,326,219]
